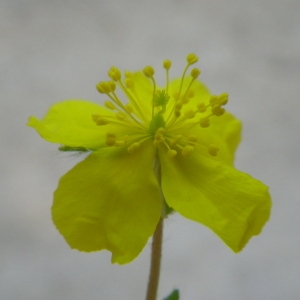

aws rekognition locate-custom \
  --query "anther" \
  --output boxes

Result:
[143,66,155,78]
[124,78,134,89]
[92,115,109,125]
[125,104,133,114]
[108,67,121,81]
[182,145,194,157]
[96,82,111,94]
[184,109,196,119]
[197,103,207,113]
[115,112,128,120]
[219,93,229,105]
[187,89,195,98]
[208,144,220,156]
[127,142,140,153]
[187,136,198,143]
[108,81,116,92]
[106,133,116,146]
[199,117,210,128]
[211,105,225,116]
[191,68,201,79]
[167,149,177,158]
[209,95,219,106]
[104,101,116,110]
[163,60,172,70]
[186,53,198,65]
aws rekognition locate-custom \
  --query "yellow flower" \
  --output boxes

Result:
[28,54,271,264]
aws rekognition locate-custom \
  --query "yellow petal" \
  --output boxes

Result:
[52,141,161,264]
[159,149,271,252]
[27,100,114,149]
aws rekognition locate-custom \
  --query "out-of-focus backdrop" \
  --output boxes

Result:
[1,0,300,299]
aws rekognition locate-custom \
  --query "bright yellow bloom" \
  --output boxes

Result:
[28,54,271,264]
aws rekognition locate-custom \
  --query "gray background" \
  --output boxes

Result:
[1,0,300,299]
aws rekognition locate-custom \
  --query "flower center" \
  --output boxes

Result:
[93,54,228,158]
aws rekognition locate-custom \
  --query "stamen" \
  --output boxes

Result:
[104,101,116,110]
[186,53,198,65]
[199,117,210,128]
[143,66,157,117]
[108,67,121,81]
[190,68,201,79]
[106,133,116,146]
[127,142,140,153]
[167,149,177,158]
[208,144,220,156]
[182,145,194,157]
[92,114,109,125]
[163,59,172,94]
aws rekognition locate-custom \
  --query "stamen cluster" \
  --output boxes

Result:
[93,54,228,158]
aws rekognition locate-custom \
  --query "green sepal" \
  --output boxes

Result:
[164,202,174,216]
[59,146,92,152]
[163,289,179,300]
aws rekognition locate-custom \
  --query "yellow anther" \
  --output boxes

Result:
[115,139,126,146]
[175,102,182,110]
[208,144,220,156]
[174,109,181,118]
[197,103,207,113]
[108,81,116,92]
[187,89,195,98]
[219,93,229,105]
[167,149,177,158]
[115,112,127,120]
[181,95,190,104]
[127,142,140,153]
[163,60,172,70]
[209,95,219,106]
[156,127,166,135]
[143,66,155,78]
[96,82,106,94]
[92,115,109,125]
[188,136,198,143]
[171,134,182,146]
[212,105,225,116]
[125,104,133,114]
[96,82,111,94]
[184,109,196,119]
[106,133,116,146]
[182,145,194,157]
[191,68,201,79]
[199,117,210,128]
[108,67,121,81]
[124,71,132,78]
[124,78,134,89]
[186,53,198,65]
[104,101,116,110]
[154,127,166,142]
[173,91,179,100]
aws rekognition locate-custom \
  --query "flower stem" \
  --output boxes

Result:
[145,217,164,300]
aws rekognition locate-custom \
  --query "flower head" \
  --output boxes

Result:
[28,54,271,264]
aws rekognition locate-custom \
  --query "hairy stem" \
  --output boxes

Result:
[145,217,164,300]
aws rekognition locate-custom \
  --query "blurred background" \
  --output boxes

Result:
[1,0,300,299]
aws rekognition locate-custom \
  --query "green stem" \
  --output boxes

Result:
[145,217,164,300]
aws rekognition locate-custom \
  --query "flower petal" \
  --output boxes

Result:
[159,149,271,252]
[27,100,114,149]
[52,141,161,264]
